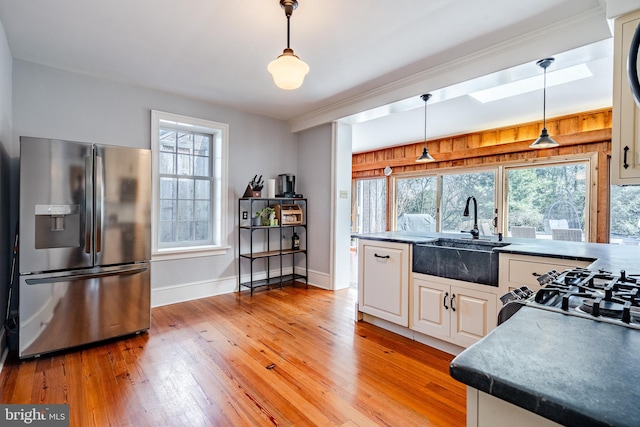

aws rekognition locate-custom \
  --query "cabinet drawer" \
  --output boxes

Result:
[500,254,592,293]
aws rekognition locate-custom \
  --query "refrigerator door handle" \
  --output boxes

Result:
[24,265,149,285]
[95,154,104,254]
[628,20,640,108]
[85,155,93,254]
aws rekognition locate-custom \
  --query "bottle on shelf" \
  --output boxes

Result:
[291,231,300,250]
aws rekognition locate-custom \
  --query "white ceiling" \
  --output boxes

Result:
[0,0,619,152]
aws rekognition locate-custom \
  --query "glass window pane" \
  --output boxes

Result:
[396,176,437,232]
[355,178,386,234]
[193,156,209,176]
[610,185,640,245]
[177,154,192,175]
[441,171,495,235]
[159,130,176,152]
[177,200,193,221]
[194,135,210,156]
[194,221,209,241]
[178,178,194,199]
[159,221,175,243]
[159,152,175,174]
[159,177,177,199]
[507,163,586,240]
[195,201,209,221]
[195,180,210,200]
[160,200,176,221]
[177,221,193,241]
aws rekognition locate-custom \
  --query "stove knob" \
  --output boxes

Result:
[621,270,627,281]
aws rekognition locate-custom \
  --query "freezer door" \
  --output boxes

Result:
[18,263,151,358]
[19,137,94,273]
[95,145,151,266]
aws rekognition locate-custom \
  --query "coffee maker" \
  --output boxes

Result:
[276,173,298,198]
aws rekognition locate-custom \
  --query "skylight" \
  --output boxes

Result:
[469,64,593,103]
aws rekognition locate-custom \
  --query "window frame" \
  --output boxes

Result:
[383,153,597,241]
[151,110,229,260]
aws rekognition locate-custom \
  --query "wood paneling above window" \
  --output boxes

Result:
[352,108,612,178]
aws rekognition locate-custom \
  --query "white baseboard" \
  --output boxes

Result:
[151,267,333,307]
[151,276,237,307]
[305,268,331,290]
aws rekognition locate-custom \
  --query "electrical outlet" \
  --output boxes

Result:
[242,211,248,220]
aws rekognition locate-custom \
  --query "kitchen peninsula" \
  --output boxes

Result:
[355,231,640,426]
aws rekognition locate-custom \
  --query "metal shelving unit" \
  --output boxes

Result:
[238,198,307,295]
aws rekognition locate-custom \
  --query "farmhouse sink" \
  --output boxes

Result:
[412,238,511,286]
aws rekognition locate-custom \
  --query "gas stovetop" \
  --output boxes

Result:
[500,268,640,329]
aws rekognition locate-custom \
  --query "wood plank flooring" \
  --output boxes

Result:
[0,285,466,426]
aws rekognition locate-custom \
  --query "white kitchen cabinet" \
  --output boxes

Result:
[612,9,640,184]
[411,274,497,348]
[498,253,592,295]
[466,387,561,427]
[357,240,410,326]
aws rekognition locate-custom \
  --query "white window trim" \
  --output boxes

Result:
[151,110,229,260]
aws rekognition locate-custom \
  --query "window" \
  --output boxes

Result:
[610,185,640,245]
[356,157,594,241]
[395,175,437,232]
[505,162,588,241]
[151,110,228,258]
[441,171,496,235]
[354,178,386,233]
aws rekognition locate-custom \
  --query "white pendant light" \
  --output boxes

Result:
[268,0,309,90]
[530,58,559,149]
[416,94,435,162]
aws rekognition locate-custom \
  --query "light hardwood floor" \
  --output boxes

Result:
[0,285,466,426]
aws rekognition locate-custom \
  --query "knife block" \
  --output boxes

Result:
[243,185,261,198]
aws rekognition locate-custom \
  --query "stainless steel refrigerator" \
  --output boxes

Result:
[18,137,151,358]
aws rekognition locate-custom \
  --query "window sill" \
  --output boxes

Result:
[152,245,230,261]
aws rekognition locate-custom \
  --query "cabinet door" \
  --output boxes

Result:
[358,240,409,326]
[612,10,640,184]
[411,277,450,339]
[450,286,497,348]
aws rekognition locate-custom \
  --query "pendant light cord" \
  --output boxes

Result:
[424,98,428,148]
[286,14,291,49]
[542,66,547,129]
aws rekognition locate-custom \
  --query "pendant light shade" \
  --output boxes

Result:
[530,57,559,149]
[416,93,435,162]
[268,0,309,90]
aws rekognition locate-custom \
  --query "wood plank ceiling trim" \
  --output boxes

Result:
[352,108,612,177]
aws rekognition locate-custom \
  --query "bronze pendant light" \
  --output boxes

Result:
[530,57,559,148]
[416,93,435,162]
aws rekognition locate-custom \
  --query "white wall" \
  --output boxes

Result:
[12,59,306,305]
[0,18,13,356]
[296,124,332,289]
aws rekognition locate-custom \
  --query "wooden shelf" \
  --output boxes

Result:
[240,249,306,259]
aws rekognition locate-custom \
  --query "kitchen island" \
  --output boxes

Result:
[450,306,640,427]
[354,231,640,426]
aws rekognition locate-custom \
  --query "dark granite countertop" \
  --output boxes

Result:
[450,306,640,427]
[352,231,640,274]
